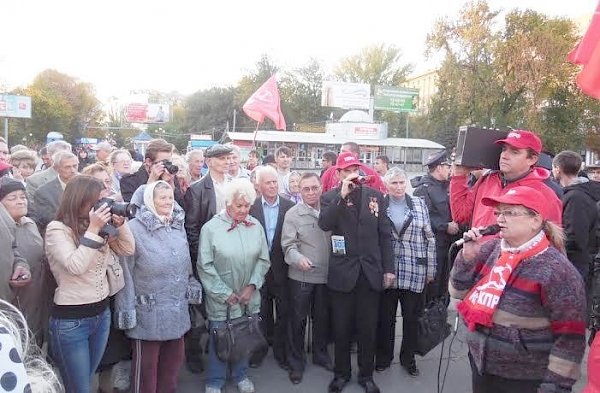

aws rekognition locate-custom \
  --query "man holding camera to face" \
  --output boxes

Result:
[450,130,563,229]
[318,152,394,393]
[119,138,184,207]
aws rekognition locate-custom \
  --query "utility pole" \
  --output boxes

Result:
[232,109,237,133]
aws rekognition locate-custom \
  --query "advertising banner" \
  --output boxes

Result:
[321,81,370,110]
[374,86,419,112]
[0,95,32,118]
[125,103,169,123]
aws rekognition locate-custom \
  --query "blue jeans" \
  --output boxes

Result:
[206,320,249,389]
[49,308,111,393]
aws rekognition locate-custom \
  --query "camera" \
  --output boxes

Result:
[161,160,179,175]
[348,175,372,190]
[94,198,138,238]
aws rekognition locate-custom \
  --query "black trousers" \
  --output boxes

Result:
[184,304,207,367]
[329,272,379,382]
[469,353,542,393]
[252,276,289,364]
[375,288,423,367]
[286,279,330,373]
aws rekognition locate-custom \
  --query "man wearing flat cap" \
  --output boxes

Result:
[411,150,459,301]
[183,143,233,373]
[450,129,563,230]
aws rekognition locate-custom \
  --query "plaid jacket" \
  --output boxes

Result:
[387,194,436,293]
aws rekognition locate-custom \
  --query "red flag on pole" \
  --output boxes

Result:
[568,1,600,99]
[242,76,286,130]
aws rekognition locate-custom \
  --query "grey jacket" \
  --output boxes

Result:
[25,167,57,200]
[115,204,202,341]
[29,177,62,232]
[281,203,331,284]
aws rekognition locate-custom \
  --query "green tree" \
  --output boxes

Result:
[185,87,236,142]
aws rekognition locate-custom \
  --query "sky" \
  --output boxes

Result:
[0,0,595,101]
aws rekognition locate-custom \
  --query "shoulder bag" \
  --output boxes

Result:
[212,305,267,363]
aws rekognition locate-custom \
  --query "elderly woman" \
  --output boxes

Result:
[45,175,135,393]
[115,181,200,393]
[198,178,270,393]
[9,150,37,182]
[450,186,586,393]
[280,171,302,203]
[375,167,436,376]
[0,178,43,342]
[109,149,133,194]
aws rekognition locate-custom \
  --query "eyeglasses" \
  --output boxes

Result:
[300,186,321,193]
[493,209,534,218]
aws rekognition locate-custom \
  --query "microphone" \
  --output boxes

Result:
[453,224,500,247]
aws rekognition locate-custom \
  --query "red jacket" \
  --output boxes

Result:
[321,164,386,193]
[449,167,562,227]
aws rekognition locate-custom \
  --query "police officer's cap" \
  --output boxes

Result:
[424,150,450,168]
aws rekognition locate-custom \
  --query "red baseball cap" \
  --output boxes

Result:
[481,186,548,219]
[0,161,12,172]
[495,130,542,154]
[336,151,361,170]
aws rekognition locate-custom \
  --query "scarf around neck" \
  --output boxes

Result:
[457,231,549,331]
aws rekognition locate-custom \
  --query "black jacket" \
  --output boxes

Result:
[562,178,600,280]
[318,186,393,292]
[184,174,217,269]
[411,174,453,245]
[120,165,184,206]
[250,196,295,285]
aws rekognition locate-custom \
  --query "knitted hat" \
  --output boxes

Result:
[0,177,26,201]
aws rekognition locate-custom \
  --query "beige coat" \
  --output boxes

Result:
[45,221,135,305]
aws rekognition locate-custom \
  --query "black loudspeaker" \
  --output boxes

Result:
[454,126,508,170]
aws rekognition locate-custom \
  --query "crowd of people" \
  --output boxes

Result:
[0,130,599,393]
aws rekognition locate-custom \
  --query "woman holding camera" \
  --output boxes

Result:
[115,180,201,393]
[45,175,135,393]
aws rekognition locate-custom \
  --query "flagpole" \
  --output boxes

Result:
[252,121,260,149]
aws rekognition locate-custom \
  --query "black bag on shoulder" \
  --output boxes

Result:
[212,305,268,363]
[415,295,452,357]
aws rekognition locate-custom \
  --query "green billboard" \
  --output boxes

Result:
[374,85,419,112]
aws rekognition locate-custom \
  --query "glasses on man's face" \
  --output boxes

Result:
[300,186,321,193]
[493,209,533,218]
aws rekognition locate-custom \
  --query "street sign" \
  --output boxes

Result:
[0,95,32,118]
[374,86,419,112]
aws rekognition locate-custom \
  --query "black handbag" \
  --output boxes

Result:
[212,305,268,363]
[415,295,451,356]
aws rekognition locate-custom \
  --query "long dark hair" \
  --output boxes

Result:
[55,175,103,240]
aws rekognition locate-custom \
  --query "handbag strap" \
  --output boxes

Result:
[225,304,252,323]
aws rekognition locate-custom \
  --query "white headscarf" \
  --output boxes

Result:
[143,180,174,223]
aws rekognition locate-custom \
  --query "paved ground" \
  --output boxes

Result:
[175,303,590,393]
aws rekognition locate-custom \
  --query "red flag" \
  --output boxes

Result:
[242,76,286,130]
[568,2,600,99]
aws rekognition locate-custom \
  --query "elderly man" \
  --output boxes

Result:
[450,130,562,228]
[281,172,333,384]
[249,165,295,369]
[93,141,114,166]
[319,152,394,393]
[183,143,232,373]
[29,151,79,233]
[26,140,72,199]
[228,145,251,179]
[186,149,205,183]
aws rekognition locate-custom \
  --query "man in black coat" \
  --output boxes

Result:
[120,138,184,206]
[249,165,295,369]
[411,150,459,302]
[183,144,232,373]
[318,152,394,393]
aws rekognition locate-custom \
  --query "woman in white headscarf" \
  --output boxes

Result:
[115,180,202,393]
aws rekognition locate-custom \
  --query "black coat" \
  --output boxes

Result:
[318,186,393,293]
[184,174,217,269]
[250,196,295,285]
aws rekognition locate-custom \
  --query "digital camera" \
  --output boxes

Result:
[94,198,137,237]
[161,160,179,174]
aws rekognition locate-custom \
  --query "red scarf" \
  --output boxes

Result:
[227,219,255,232]
[457,236,550,331]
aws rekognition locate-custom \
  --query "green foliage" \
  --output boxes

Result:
[423,0,600,153]
[185,87,236,141]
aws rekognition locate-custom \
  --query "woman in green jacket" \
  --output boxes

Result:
[198,178,270,393]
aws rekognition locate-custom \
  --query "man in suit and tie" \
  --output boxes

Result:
[249,165,295,369]
[318,152,394,393]
[29,151,79,233]
[183,143,233,373]
[26,140,72,200]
